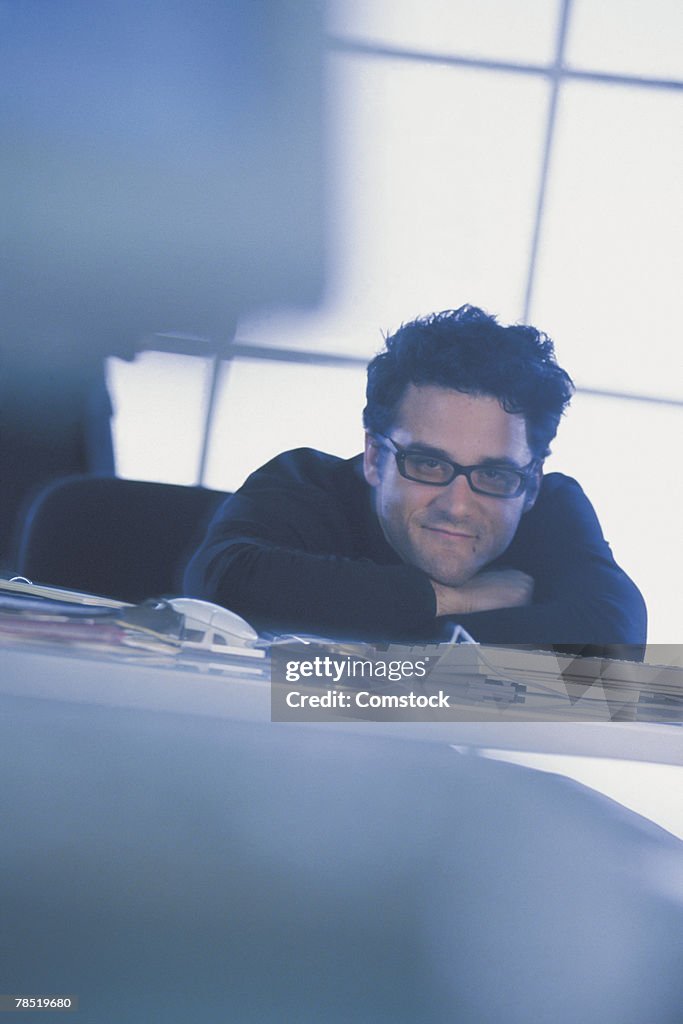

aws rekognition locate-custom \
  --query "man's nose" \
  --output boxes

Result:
[431,472,476,515]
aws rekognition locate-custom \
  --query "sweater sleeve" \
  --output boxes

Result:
[183,476,436,641]
[450,476,647,650]
[185,460,646,649]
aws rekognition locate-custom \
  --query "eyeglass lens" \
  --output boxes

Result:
[401,452,524,496]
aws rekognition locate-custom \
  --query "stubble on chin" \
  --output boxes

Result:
[412,532,485,590]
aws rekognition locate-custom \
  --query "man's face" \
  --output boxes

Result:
[363,385,540,587]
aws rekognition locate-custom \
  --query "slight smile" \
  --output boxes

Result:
[423,526,476,539]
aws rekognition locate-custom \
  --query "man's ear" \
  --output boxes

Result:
[523,462,543,512]
[363,432,383,487]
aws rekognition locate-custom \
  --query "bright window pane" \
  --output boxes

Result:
[531,81,683,400]
[329,0,561,65]
[203,359,367,492]
[241,54,548,355]
[107,353,212,485]
[544,392,683,644]
[567,0,683,80]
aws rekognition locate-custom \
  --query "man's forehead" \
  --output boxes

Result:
[391,384,532,461]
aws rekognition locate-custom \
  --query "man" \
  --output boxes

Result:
[184,305,646,648]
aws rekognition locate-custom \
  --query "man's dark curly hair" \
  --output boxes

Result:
[363,305,574,459]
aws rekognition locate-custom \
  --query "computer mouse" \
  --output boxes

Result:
[167,597,259,647]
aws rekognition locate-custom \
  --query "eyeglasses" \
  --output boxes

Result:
[375,434,538,499]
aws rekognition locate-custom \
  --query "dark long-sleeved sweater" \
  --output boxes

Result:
[184,448,647,649]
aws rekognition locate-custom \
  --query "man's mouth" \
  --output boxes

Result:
[423,525,476,540]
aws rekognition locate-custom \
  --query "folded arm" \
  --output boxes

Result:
[184,463,646,649]
[183,464,437,639]
[435,477,647,650]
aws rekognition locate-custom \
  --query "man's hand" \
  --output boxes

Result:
[431,569,534,617]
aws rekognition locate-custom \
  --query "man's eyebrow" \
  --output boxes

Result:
[404,441,453,458]
[405,442,525,468]
[477,455,526,468]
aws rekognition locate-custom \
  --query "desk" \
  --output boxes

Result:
[1,640,683,1024]
[2,640,682,764]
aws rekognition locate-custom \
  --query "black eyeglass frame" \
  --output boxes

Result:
[375,433,539,499]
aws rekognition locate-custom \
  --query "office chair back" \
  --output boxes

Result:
[16,475,228,603]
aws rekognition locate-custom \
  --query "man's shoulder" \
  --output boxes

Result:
[215,448,375,554]
[535,471,593,514]
[538,471,584,497]
[513,470,604,559]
